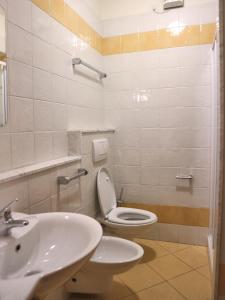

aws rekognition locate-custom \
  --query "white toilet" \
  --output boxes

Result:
[97,167,158,236]
[65,236,144,294]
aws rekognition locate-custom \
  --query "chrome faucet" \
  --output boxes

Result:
[0,199,29,236]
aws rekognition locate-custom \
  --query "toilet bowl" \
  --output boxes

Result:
[65,236,144,294]
[97,167,158,236]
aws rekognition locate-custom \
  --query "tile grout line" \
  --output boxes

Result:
[195,263,212,278]
[136,264,206,300]
[116,279,168,300]
[173,249,210,271]
[145,257,195,282]
[158,243,191,252]
[166,280,189,300]
[171,250,211,276]
[95,240,212,300]
[117,271,189,300]
[145,252,193,272]
[117,271,166,298]
[144,255,211,299]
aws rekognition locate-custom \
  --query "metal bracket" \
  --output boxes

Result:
[57,168,88,185]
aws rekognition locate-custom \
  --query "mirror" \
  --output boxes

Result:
[0,5,7,127]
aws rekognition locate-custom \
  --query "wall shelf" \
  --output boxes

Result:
[68,128,115,134]
[0,156,82,184]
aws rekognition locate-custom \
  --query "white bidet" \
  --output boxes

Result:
[65,236,144,294]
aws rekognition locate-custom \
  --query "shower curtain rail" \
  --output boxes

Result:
[72,57,107,80]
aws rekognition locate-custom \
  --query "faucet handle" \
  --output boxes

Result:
[0,199,18,219]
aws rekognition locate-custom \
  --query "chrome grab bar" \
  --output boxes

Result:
[72,58,107,80]
[57,168,88,185]
[176,175,193,180]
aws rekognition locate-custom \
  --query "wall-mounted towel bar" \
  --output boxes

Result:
[72,58,107,80]
[57,168,88,185]
[176,175,193,180]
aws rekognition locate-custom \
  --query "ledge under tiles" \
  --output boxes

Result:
[68,128,115,134]
[0,156,82,184]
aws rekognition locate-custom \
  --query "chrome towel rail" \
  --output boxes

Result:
[57,168,88,185]
[72,58,107,80]
[176,175,193,180]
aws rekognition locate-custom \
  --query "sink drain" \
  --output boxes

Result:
[15,244,21,252]
[25,270,41,277]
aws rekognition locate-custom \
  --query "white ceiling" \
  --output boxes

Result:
[98,0,216,20]
[84,0,101,17]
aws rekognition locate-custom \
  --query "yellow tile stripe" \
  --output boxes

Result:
[102,23,216,55]
[122,203,209,227]
[32,0,102,52]
[32,0,216,55]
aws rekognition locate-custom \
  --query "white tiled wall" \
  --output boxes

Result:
[135,222,209,246]
[0,0,105,215]
[0,160,81,214]
[105,46,212,209]
[0,0,217,245]
[101,1,217,37]
[0,0,105,174]
[104,4,214,211]
[69,131,114,217]
[0,130,114,216]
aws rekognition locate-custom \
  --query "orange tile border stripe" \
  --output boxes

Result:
[32,0,216,56]
[102,23,216,55]
[121,203,209,227]
[32,0,102,52]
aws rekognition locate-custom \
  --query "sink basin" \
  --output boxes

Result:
[0,212,103,300]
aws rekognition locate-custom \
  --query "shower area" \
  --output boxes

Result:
[103,0,219,265]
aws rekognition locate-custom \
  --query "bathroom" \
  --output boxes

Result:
[0,0,224,299]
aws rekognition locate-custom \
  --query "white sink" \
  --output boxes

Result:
[0,212,103,300]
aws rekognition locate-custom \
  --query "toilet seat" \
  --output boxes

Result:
[107,207,157,225]
[97,167,157,227]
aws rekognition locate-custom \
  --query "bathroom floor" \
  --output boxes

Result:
[70,238,211,300]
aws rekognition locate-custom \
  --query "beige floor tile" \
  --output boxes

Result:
[196,265,211,280]
[70,240,211,300]
[134,238,169,263]
[70,277,133,300]
[100,276,133,300]
[197,245,209,255]
[157,241,190,253]
[169,270,212,300]
[174,246,209,268]
[122,296,139,300]
[148,254,191,280]
[119,263,163,292]
[134,282,185,300]
[70,293,96,300]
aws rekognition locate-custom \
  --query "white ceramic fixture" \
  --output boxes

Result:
[97,167,158,236]
[0,212,102,300]
[65,235,144,294]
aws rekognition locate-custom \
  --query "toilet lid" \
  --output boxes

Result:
[97,167,117,217]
